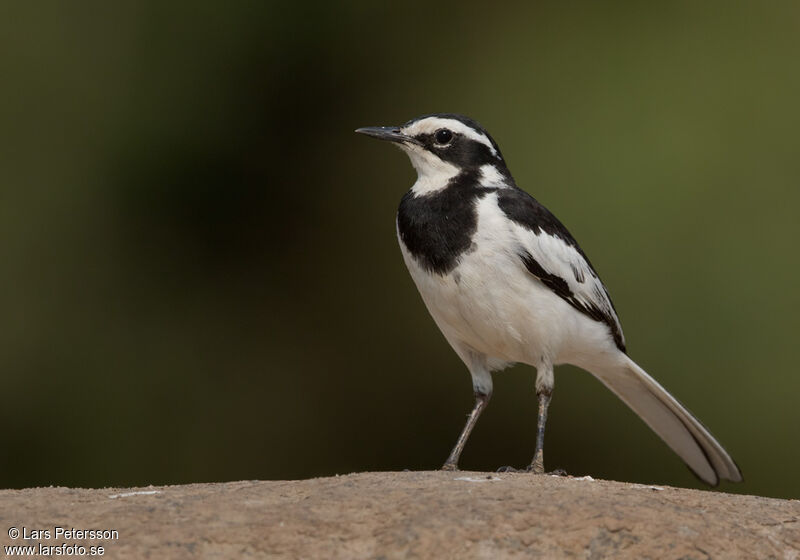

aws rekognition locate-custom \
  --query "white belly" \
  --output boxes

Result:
[397,196,614,370]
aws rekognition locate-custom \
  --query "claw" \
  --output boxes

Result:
[496,465,534,473]
[496,465,567,475]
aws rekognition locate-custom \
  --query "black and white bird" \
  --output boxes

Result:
[356,113,741,485]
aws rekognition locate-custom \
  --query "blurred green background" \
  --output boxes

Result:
[1,2,798,499]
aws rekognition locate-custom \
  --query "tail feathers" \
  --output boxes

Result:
[590,356,742,486]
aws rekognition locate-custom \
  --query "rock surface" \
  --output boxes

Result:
[1,471,798,558]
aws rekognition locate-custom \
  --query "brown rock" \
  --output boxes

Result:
[1,471,798,558]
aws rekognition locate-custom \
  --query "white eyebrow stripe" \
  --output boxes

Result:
[402,117,498,157]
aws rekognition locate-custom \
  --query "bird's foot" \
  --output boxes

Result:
[530,452,545,474]
[495,465,568,476]
[496,465,531,473]
[441,462,459,472]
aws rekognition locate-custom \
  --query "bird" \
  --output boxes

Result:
[355,113,742,486]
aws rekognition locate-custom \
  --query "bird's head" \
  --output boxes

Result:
[356,114,512,194]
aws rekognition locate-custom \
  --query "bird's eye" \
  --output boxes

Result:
[434,128,453,145]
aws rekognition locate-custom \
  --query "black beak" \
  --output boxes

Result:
[355,126,419,145]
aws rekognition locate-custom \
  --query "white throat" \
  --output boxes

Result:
[402,144,459,196]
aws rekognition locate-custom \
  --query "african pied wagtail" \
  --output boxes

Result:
[356,114,741,485]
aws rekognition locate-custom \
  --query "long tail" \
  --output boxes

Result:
[588,354,742,485]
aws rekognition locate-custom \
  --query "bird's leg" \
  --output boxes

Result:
[442,391,490,471]
[529,362,554,474]
[529,389,552,473]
